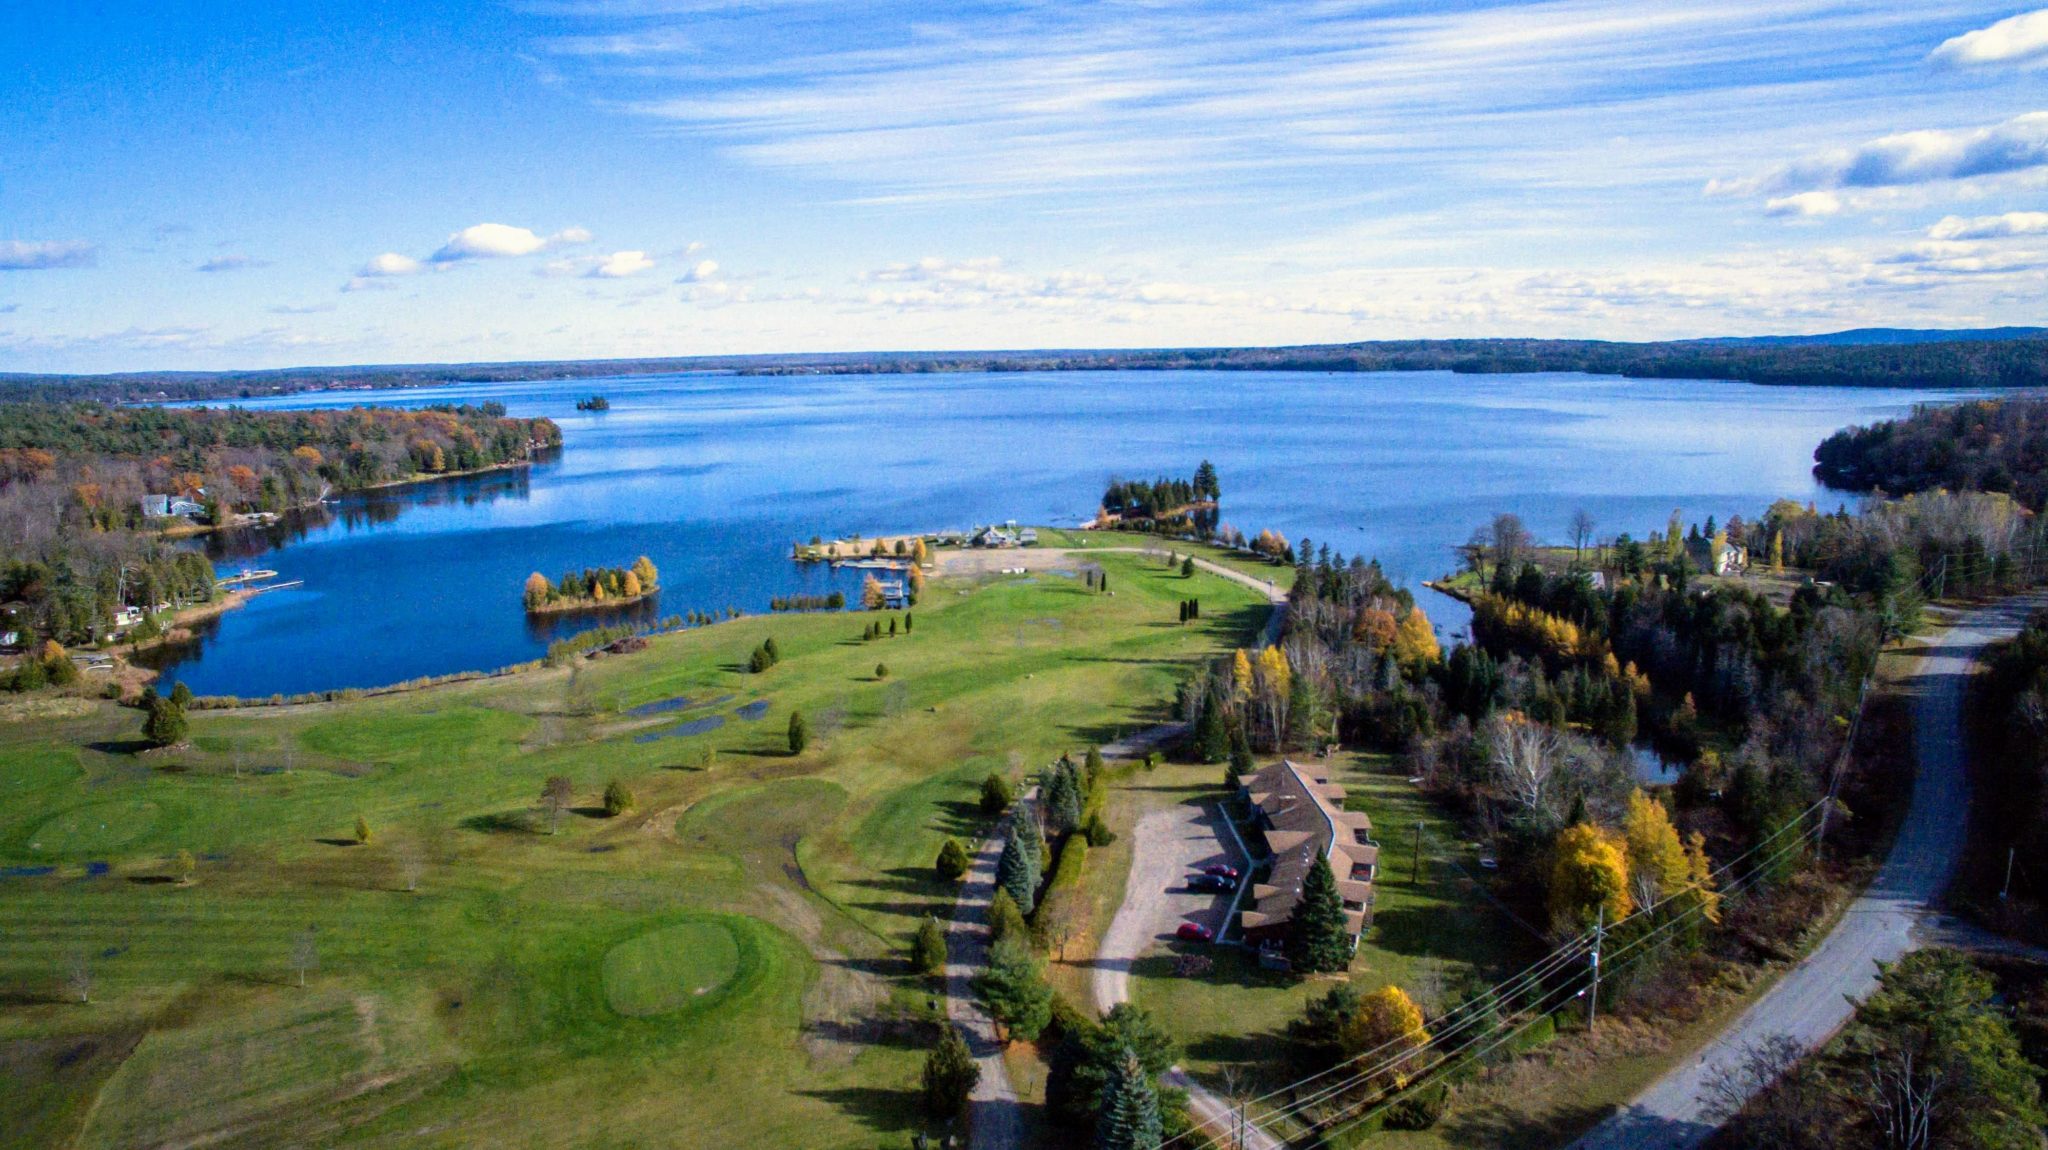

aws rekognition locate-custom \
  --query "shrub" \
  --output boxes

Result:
[923,1027,979,1118]
[142,697,187,747]
[1383,1082,1449,1130]
[912,916,948,977]
[936,837,971,880]
[602,779,635,817]
[875,662,889,680]
[353,815,371,844]
[1084,813,1116,847]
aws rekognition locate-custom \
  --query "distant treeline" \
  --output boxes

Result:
[1815,397,2048,511]
[1101,460,1219,521]
[770,592,846,612]
[7,334,2046,403]
[0,402,558,648]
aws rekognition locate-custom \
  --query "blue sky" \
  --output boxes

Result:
[4,1,2047,373]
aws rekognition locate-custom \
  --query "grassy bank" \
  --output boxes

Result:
[0,551,1265,1148]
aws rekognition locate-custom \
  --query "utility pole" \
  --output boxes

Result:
[1411,820,1424,885]
[1587,906,1604,1030]
[2001,847,2016,902]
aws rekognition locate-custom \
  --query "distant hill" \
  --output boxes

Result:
[1685,327,2048,348]
[6,331,2046,402]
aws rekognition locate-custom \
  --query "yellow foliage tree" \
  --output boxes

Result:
[631,555,659,589]
[1682,831,1721,925]
[1392,605,1441,665]
[912,538,929,564]
[1549,823,1632,932]
[523,572,550,611]
[1231,648,1255,702]
[862,574,886,611]
[1622,789,1688,905]
[591,581,608,603]
[621,570,643,598]
[908,565,926,597]
[1256,645,1292,700]
[1341,985,1432,1088]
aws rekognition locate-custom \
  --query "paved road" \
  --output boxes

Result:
[1571,595,2046,1150]
[947,819,1025,1150]
[1092,803,1281,1150]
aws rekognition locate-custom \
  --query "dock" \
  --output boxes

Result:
[217,569,280,587]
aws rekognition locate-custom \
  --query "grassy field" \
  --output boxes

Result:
[1034,528,1298,590]
[0,551,1268,1149]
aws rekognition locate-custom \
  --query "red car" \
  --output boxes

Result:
[1176,921,1215,943]
[1201,864,1241,880]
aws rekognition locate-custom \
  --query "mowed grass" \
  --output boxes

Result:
[0,551,1266,1149]
[1036,528,1299,590]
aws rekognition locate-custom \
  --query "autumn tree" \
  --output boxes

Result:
[353,814,372,844]
[523,572,550,610]
[862,574,886,611]
[1549,823,1632,933]
[630,555,658,590]
[1392,605,1441,666]
[1342,985,1432,1088]
[1287,853,1352,973]
[1352,608,1398,651]
[620,570,643,598]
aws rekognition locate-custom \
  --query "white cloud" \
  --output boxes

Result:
[358,252,423,276]
[1764,191,1841,218]
[590,250,655,277]
[675,258,720,282]
[1717,112,2048,197]
[1932,9,2048,67]
[197,254,266,272]
[270,301,338,314]
[0,240,96,270]
[1929,210,2048,239]
[430,223,591,262]
[544,28,694,56]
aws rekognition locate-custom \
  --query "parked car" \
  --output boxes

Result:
[1188,873,1235,893]
[1176,921,1215,943]
[1200,863,1241,880]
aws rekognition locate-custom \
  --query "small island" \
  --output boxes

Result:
[523,556,658,614]
[575,396,610,411]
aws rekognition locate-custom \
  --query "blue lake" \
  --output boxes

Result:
[147,369,1971,697]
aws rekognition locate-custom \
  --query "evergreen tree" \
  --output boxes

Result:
[1178,600,1189,623]
[762,637,780,663]
[905,612,913,632]
[989,886,1028,945]
[1287,853,1352,973]
[1084,746,1105,785]
[975,935,1053,1040]
[923,1026,980,1118]
[935,836,970,880]
[1045,764,1084,835]
[1194,694,1229,764]
[787,710,808,754]
[143,695,187,747]
[1095,1047,1163,1150]
[170,681,194,709]
[1229,728,1254,780]
[1181,557,1195,577]
[997,819,1040,915]
[980,772,1014,814]
[912,915,949,977]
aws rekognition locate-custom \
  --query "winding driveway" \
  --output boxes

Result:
[1570,594,2048,1150]
[947,820,1025,1150]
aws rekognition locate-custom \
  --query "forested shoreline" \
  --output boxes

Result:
[0,402,559,649]
[4,332,2043,404]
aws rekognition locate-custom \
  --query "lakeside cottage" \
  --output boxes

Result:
[1238,760,1376,953]
[1686,533,1748,577]
[140,494,206,519]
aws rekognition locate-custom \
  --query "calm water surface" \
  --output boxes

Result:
[150,370,1971,697]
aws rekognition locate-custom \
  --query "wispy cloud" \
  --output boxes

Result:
[1932,9,2048,66]
[0,240,97,270]
[1930,210,2048,238]
[1714,111,2048,198]
[197,254,267,272]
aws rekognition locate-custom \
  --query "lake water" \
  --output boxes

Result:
[147,369,1971,697]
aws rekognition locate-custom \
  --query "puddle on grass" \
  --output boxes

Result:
[734,700,770,721]
[1,866,55,877]
[626,696,694,717]
[633,714,726,743]
[84,861,110,877]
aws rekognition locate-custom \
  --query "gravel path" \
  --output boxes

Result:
[947,819,1024,1150]
[1570,594,2047,1150]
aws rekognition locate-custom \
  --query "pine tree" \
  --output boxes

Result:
[762,637,780,664]
[905,612,914,633]
[787,710,808,754]
[143,696,187,747]
[1287,853,1353,973]
[980,772,1014,814]
[1094,1047,1164,1150]
[989,886,1027,945]
[923,1026,980,1117]
[1045,765,1084,834]
[1194,694,1229,764]
[974,935,1053,1040]
[997,818,1040,915]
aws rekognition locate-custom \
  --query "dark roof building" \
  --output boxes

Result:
[1239,759,1377,949]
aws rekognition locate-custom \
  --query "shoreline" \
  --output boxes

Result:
[150,460,535,541]
[525,587,659,616]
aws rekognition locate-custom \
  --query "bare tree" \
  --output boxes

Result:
[394,838,425,893]
[1490,513,1533,573]
[65,948,91,1004]
[1462,527,1492,579]
[1038,900,1082,962]
[1486,714,1560,818]
[1864,1049,1940,1150]
[1703,1034,1831,1150]
[541,775,574,833]
[1570,509,1596,560]
[290,924,319,988]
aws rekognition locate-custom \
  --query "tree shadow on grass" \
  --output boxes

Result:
[934,799,988,839]
[85,739,156,756]
[1440,1099,1622,1150]
[460,811,538,834]
[312,837,360,848]
[793,1086,920,1137]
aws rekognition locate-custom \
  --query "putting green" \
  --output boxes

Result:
[29,799,165,855]
[601,920,743,1017]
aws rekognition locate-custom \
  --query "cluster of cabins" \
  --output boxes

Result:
[931,523,1039,549]
[1238,760,1377,956]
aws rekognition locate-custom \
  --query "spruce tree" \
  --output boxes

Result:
[1095,1047,1164,1150]
[980,772,1014,814]
[1229,729,1254,780]
[1045,765,1083,835]
[1287,853,1352,973]
[912,915,948,977]
[989,887,1027,945]
[1194,696,1229,764]
[974,935,1053,1040]
[936,836,970,880]
[923,1026,980,1117]
[996,819,1039,915]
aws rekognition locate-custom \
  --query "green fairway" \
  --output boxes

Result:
[0,550,1267,1149]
